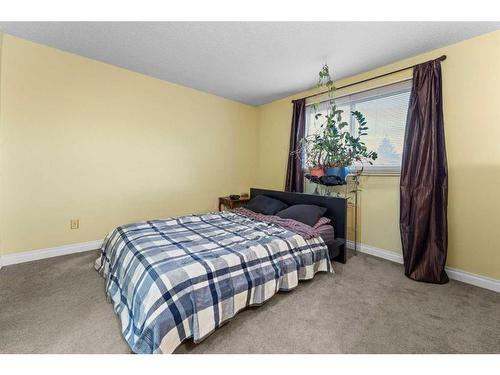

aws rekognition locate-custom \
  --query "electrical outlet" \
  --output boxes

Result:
[70,219,79,230]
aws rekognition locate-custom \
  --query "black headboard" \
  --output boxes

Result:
[250,188,348,263]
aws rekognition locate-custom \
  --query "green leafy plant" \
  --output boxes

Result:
[296,64,378,170]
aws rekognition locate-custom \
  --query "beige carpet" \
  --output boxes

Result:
[0,249,499,354]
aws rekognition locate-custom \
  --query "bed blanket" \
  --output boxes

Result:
[95,210,331,353]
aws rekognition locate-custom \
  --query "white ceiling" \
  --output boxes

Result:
[0,22,498,106]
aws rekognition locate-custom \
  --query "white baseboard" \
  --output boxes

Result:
[1,238,498,294]
[444,267,500,294]
[0,240,103,268]
[347,240,404,264]
[347,240,500,293]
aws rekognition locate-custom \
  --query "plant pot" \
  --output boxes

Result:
[325,166,350,181]
[309,166,325,177]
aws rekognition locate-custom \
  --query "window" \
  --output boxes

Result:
[305,80,412,174]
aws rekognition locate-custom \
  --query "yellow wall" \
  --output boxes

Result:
[256,30,500,279]
[0,35,257,255]
[1,30,499,281]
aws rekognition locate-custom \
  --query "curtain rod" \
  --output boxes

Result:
[293,55,447,103]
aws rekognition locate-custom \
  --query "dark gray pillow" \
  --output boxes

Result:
[244,195,288,215]
[276,204,327,227]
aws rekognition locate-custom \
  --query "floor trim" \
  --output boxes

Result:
[1,239,498,293]
[347,240,500,293]
[347,240,404,264]
[0,240,103,268]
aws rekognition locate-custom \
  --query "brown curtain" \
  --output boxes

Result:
[285,99,306,192]
[400,59,449,284]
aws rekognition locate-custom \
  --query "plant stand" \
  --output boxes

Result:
[305,173,360,255]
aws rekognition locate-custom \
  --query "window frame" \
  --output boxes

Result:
[304,79,412,176]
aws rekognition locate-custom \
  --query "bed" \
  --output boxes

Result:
[95,188,347,354]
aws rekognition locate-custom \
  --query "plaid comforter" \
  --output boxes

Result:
[95,210,331,354]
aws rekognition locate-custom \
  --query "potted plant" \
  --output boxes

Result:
[300,132,326,176]
[303,64,378,181]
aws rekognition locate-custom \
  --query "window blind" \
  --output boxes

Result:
[305,79,412,174]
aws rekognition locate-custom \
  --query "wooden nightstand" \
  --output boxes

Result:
[218,196,250,211]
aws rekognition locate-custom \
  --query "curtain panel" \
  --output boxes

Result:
[400,59,449,284]
[285,99,306,192]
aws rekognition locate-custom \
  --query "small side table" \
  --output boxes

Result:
[218,196,250,211]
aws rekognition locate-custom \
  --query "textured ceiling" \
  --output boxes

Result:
[0,22,499,105]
